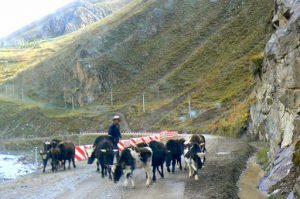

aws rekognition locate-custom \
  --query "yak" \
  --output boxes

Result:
[184,143,205,180]
[184,134,206,180]
[112,146,153,187]
[40,139,62,173]
[51,141,76,172]
[165,138,185,173]
[136,141,167,181]
[88,135,118,179]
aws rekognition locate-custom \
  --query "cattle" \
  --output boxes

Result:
[88,135,116,163]
[87,136,118,179]
[39,139,62,173]
[136,141,166,181]
[136,143,148,148]
[112,147,153,187]
[40,141,51,173]
[148,141,167,181]
[184,134,206,180]
[92,135,113,147]
[51,141,76,172]
[185,134,206,148]
[165,138,185,173]
[184,134,206,169]
[184,142,205,180]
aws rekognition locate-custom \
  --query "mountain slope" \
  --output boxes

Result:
[0,0,133,47]
[0,0,273,136]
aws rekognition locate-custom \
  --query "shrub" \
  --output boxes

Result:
[292,140,300,167]
[249,52,264,79]
[257,143,270,170]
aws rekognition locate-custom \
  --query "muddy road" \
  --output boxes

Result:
[0,135,252,199]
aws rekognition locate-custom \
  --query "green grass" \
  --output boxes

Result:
[0,97,115,138]
[0,0,273,137]
[268,196,285,199]
[249,52,264,78]
[0,36,75,84]
[256,142,270,170]
[293,140,300,167]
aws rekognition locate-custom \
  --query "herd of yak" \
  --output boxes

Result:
[40,134,206,187]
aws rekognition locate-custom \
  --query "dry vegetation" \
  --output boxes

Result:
[0,0,273,138]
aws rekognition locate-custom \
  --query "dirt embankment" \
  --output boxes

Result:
[184,137,253,199]
[0,135,253,199]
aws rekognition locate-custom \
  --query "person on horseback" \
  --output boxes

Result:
[108,115,122,149]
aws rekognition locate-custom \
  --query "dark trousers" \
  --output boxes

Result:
[113,138,120,161]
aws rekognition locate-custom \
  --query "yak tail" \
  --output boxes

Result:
[87,151,96,164]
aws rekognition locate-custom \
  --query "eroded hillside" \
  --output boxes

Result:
[0,0,273,137]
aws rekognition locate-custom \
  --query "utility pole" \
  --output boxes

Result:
[20,76,24,100]
[35,147,38,165]
[5,84,7,94]
[188,94,192,119]
[157,86,160,101]
[71,96,75,111]
[12,82,14,96]
[110,87,113,106]
[21,84,24,100]
[142,92,145,113]
[64,96,67,108]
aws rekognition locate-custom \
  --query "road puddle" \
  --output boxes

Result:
[238,155,267,199]
[216,151,231,155]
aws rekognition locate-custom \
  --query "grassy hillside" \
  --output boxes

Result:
[0,0,273,137]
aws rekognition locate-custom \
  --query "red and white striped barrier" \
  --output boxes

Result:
[160,130,178,138]
[75,145,93,161]
[75,131,178,161]
[80,131,159,136]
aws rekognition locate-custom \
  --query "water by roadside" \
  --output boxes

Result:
[238,155,267,199]
[0,154,37,182]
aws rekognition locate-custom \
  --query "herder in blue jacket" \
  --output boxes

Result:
[108,115,122,148]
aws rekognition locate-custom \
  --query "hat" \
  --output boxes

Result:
[112,115,121,121]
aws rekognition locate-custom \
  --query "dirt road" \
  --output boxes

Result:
[0,135,252,199]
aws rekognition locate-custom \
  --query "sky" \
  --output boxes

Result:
[0,0,75,38]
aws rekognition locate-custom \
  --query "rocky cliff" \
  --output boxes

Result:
[250,0,300,197]
[0,0,133,47]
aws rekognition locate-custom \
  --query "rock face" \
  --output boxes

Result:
[250,0,300,195]
[259,145,294,193]
[0,0,133,47]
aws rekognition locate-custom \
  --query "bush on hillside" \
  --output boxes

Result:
[293,140,300,167]
[249,52,264,79]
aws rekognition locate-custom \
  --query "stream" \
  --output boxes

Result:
[238,155,267,199]
[0,154,36,182]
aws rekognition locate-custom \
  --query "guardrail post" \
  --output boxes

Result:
[35,147,38,165]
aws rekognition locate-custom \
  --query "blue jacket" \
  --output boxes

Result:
[108,124,122,142]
